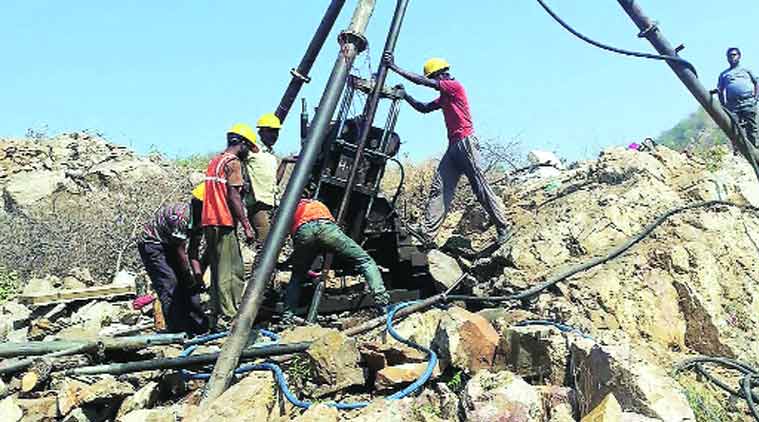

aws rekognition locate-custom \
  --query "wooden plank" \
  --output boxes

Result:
[17,285,135,306]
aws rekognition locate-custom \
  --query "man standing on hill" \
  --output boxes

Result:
[137,202,208,335]
[383,52,510,247]
[202,124,257,329]
[718,47,758,148]
[243,113,282,246]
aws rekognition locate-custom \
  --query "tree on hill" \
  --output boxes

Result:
[657,108,729,151]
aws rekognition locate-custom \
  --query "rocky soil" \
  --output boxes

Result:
[1,135,759,421]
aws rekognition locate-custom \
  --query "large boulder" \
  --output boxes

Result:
[569,336,694,421]
[0,397,23,422]
[461,369,543,422]
[386,306,499,374]
[496,325,569,385]
[57,376,135,417]
[280,326,364,397]
[3,170,66,209]
[187,372,278,422]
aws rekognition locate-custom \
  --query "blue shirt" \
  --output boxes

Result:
[718,66,757,110]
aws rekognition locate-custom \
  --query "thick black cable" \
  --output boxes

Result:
[535,0,698,77]
[449,200,756,303]
[675,356,759,420]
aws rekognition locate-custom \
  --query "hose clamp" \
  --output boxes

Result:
[338,30,368,53]
[290,68,311,84]
[637,21,658,38]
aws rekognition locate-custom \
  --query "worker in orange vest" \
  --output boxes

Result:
[283,199,390,322]
[201,123,258,330]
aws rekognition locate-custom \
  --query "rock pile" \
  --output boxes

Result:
[2,138,759,420]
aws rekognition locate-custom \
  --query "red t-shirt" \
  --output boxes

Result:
[432,79,474,143]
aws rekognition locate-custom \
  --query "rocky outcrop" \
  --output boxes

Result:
[0,133,165,211]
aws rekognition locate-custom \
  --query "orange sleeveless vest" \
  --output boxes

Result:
[201,153,238,227]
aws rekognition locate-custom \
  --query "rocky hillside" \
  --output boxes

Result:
[1,135,759,421]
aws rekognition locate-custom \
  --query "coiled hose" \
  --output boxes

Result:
[675,356,759,420]
[182,301,437,410]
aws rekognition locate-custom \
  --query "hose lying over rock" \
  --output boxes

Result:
[182,302,437,410]
[449,200,756,303]
[675,356,759,421]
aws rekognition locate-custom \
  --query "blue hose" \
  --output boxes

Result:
[179,302,437,410]
[180,329,281,380]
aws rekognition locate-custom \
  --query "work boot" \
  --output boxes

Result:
[368,294,391,319]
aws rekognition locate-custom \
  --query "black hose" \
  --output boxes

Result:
[449,200,755,303]
[366,157,405,224]
[675,356,759,420]
[535,0,698,77]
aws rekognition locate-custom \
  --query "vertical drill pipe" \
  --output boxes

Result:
[336,0,410,224]
[616,0,759,181]
[275,0,347,122]
[305,0,411,323]
[202,0,377,404]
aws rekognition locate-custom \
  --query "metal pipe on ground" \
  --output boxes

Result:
[64,342,313,377]
[616,0,759,181]
[306,0,411,323]
[202,0,378,403]
[0,343,99,375]
[275,0,348,122]
[0,333,187,358]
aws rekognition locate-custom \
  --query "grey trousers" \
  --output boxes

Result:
[423,135,509,236]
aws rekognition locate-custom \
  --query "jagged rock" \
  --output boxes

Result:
[387,306,499,374]
[414,383,460,422]
[569,336,694,421]
[22,276,56,296]
[68,268,96,286]
[537,386,577,421]
[461,369,543,422]
[290,403,338,422]
[118,408,176,422]
[476,308,538,333]
[85,159,164,189]
[62,407,100,422]
[61,275,88,290]
[581,393,622,422]
[280,326,364,397]
[0,379,7,396]
[359,341,428,371]
[496,325,569,385]
[116,381,160,418]
[187,372,278,422]
[58,376,135,417]
[346,398,416,421]
[427,249,463,291]
[3,170,66,209]
[0,396,23,422]
[1,301,31,338]
[16,395,59,421]
[621,412,661,422]
[374,361,442,390]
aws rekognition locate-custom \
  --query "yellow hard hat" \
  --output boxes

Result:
[228,123,257,146]
[423,58,450,78]
[257,113,282,129]
[191,183,205,201]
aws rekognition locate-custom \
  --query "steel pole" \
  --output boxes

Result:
[275,0,347,122]
[202,0,377,404]
[305,0,411,323]
[616,0,759,180]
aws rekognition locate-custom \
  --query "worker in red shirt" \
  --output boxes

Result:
[282,199,390,323]
[383,53,510,247]
[202,123,258,329]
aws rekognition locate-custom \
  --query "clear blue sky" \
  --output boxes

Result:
[0,1,757,162]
